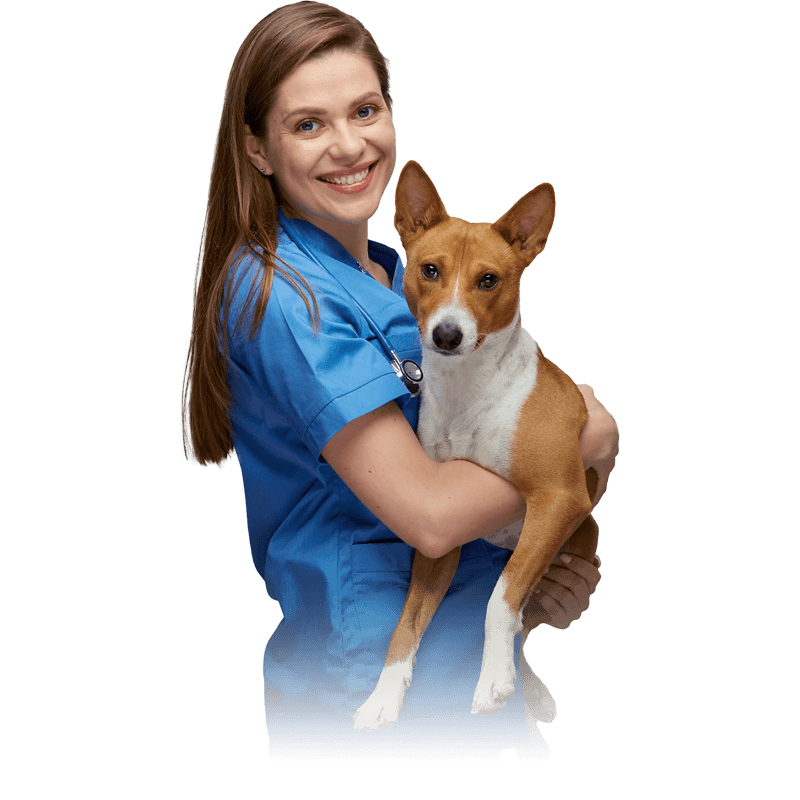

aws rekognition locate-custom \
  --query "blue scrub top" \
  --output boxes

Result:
[224,211,528,754]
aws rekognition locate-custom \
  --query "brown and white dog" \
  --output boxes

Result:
[354,161,600,730]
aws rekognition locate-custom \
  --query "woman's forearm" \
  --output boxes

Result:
[418,459,525,557]
[428,384,619,553]
[414,384,618,551]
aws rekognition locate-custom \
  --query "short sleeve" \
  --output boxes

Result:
[226,253,411,461]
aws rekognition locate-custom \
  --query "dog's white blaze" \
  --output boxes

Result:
[452,272,460,304]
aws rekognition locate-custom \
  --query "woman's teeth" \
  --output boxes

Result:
[319,166,370,185]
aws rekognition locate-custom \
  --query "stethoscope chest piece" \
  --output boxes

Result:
[398,358,423,397]
[390,352,423,397]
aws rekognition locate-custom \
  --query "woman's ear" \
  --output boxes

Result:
[244,125,273,175]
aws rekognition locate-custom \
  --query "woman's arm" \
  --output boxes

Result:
[321,401,526,559]
[322,385,618,558]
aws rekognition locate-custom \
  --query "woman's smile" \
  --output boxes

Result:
[317,161,377,192]
[251,51,396,231]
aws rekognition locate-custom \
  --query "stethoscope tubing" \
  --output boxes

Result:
[279,214,423,397]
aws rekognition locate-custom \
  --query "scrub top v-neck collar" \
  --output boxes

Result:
[276,207,399,289]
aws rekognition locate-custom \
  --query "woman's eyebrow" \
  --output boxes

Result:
[281,92,384,123]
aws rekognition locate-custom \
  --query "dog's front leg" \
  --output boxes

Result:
[472,485,592,715]
[354,547,460,730]
[522,511,600,636]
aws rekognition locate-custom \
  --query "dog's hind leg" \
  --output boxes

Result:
[519,634,556,723]
[354,547,460,730]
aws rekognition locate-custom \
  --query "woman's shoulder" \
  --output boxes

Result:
[226,235,315,291]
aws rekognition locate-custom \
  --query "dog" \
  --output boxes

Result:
[353,161,599,731]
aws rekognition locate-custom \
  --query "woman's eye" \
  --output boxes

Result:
[479,273,498,289]
[421,263,438,280]
[297,107,377,132]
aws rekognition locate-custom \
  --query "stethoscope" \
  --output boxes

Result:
[279,213,424,398]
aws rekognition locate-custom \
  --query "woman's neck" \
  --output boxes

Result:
[280,202,369,265]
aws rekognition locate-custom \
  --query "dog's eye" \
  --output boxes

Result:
[421,263,438,280]
[479,273,498,290]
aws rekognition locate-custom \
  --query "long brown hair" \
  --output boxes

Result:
[183,2,392,465]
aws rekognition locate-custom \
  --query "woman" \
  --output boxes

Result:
[184,1,618,760]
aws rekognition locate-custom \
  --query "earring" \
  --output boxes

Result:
[261,168,266,174]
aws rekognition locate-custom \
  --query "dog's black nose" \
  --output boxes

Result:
[432,321,463,351]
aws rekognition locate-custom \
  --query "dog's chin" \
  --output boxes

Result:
[424,346,469,358]
[424,337,486,357]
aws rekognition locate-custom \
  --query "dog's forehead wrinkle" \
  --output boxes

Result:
[461,225,517,276]
[416,221,469,274]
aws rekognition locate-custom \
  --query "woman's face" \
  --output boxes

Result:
[248,50,396,230]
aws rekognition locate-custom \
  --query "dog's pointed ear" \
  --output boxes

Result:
[394,161,449,247]
[492,183,555,267]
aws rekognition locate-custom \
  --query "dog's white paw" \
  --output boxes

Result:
[353,660,413,730]
[471,661,517,715]
[473,576,521,715]
[353,693,401,730]
[521,666,556,723]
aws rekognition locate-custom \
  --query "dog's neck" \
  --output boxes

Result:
[420,306,528,403]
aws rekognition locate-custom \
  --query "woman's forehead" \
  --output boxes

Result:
[272,51,381,118]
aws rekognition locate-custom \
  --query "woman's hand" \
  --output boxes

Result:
[528,552,602,629]
[577,385,619,507]
[578,383,619,470]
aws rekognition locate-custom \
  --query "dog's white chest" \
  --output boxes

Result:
[418,326,540,481]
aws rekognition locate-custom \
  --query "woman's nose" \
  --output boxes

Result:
[328,123,366,160]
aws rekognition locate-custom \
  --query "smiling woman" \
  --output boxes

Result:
[243,49,397,284]
[181,2,395,467]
